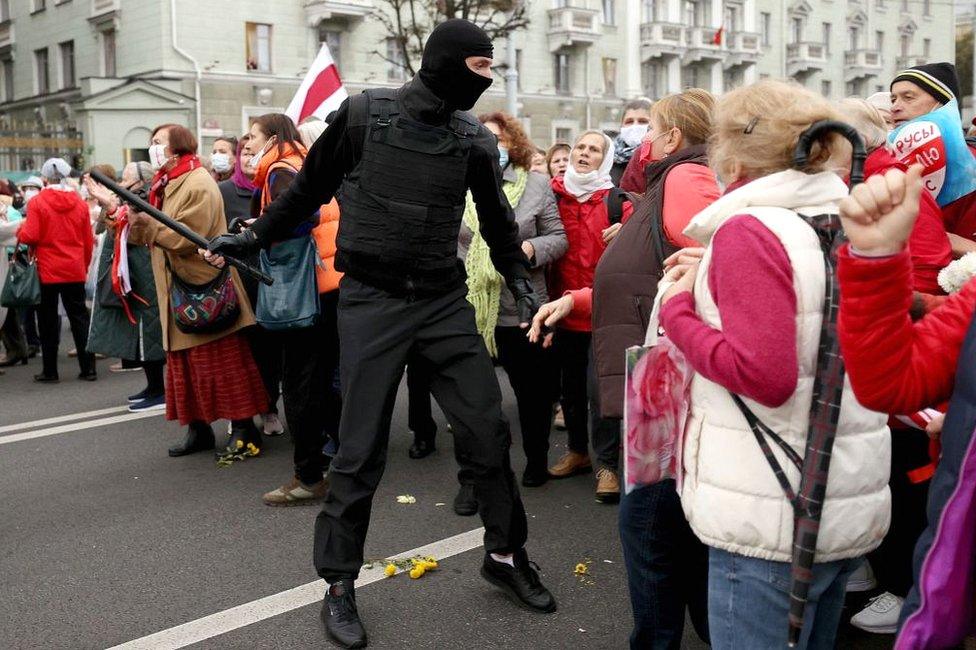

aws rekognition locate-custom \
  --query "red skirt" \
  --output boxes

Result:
[165,331,268,425]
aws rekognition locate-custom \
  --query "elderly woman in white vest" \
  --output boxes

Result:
[655,79,891,649]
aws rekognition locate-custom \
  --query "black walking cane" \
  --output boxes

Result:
[88,169,273,286]
[783,121,865,647]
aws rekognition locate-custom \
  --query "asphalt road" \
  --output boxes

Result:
[0,341,895,649]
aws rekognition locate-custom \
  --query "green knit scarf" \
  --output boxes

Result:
[463,167,528,357]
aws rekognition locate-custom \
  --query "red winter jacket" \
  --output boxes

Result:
[550,176,633,331]
[17,187,94,284]
[838,245,976,414]
[864,148,952,294]
[941,144,976,242]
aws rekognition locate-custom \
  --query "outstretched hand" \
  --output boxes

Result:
[527,294,574,348]
[838,164,924,257]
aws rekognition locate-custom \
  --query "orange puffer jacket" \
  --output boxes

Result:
[312,200,342,294]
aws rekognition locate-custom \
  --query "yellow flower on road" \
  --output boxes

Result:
[574,563,588,575]
[384,564,396,577]
[409,566,425,579]
[396,495,417,504]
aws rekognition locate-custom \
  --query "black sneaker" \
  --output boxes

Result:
[521,464,550,488]
[481,549,557,613]
[128,387,151,403]
[321,580,367,649]
[453,483,478,516]
[33,373,59,384]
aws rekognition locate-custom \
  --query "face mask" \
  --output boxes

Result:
[637,131,671,165]
[211,152,233,174]
[497,146,509,170]
[148,143,169,171]
[619,124,649,148]
[417,19,494,111]
[24,189,39,202]
[248,139,273,170]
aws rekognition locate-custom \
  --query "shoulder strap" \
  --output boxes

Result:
[729,391,802,506]
[449,111,481,138]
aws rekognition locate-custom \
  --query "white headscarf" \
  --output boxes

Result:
[563,132,615,202]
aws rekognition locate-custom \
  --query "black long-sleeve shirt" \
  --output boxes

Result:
[250,78,530,295]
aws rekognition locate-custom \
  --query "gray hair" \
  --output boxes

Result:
[835,98,889,152]
[122,161,154,184]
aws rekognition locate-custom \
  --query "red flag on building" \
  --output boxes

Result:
[285,43,348,124]
[712,26,724,45]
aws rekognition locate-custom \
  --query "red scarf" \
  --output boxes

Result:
[149,154,201,209]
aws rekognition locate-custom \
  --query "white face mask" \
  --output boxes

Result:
[210,152,233,174]
[619,124,649,148]
[148,143,169,171]
[24,189,39,202]
[247,138,273,170]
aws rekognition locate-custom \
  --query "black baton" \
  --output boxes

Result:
[89,169,273,286]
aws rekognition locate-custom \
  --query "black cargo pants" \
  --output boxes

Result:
[314,276,528,581]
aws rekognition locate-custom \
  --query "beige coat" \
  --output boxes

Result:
[128,166,254,352]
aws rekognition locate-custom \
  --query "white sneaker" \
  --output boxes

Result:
[850,592,904,634]
[262,413,284,436]
[846,560,878,592]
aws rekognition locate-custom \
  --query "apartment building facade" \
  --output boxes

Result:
[0,0,955,171]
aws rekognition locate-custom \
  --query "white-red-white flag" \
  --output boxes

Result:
[285,43,348,124]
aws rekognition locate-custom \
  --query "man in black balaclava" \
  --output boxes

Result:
[208,18,555,650]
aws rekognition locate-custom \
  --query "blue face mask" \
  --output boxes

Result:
[497,146,509,170]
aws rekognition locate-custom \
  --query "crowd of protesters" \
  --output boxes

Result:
[5,54,976,648]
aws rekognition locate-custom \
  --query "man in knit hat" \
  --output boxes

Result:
[888,62,976,257]
[890,62,961,127]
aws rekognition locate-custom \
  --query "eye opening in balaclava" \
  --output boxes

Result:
[418,19,494,112]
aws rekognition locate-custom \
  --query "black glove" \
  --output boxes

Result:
[226,217,247,234]
[509,278,542,328]
[209,229,258,258]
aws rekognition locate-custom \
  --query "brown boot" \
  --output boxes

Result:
[595,467,620,504]
[548,451,592,478]
[262,477,328,506]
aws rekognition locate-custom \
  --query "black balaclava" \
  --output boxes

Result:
[418,19,494,111]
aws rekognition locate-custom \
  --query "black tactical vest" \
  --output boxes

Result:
[336,88,481,290]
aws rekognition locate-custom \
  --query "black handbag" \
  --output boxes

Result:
[1,245,41,308]
[165,256,240,334]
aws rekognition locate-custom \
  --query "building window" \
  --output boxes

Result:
[791,17,804,45]
[554,52,571,94]
[642,0,654,22]
[31,0,45,12]
[875,30,884,52]
[900,33,911,57]
[642,61,666,97]
[876,0,884,7]
[822,23,831,54]
[848,27,859,51]
[602,0,615,25]
[602,57,617,96]
[923,0,930,15]
[681,65,704,89]
[386,39,407,81]
[34,47,49,95]
[923,38,931,58]
[515,48,523,92]
[1,57,12,102]
[900,0,907,11]
[683,0,707,27]
[821,80,832,97]
[760,12,771,46]
[555,127,572,143]
[245,22,272,72]
[59,41,75,89]
[318,25,342,73]
[103,29,117,77]
[0,0,9,22]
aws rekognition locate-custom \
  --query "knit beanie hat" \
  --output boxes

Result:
[890,62,960,105]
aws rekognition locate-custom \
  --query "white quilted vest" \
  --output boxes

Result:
[677,170,891,563]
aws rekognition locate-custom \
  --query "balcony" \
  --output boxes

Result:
[724,31,761,69]
[0,21,12,50]
[787,41,827,77]
[683,26,723,64]
[91,0,118,15]
[639,21,686,60]
[88,0,119,28]
[304,0,372,23]
[896,55,927,69]
[844,49,883,81]
[547,6,601,52]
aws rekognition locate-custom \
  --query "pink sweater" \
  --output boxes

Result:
[660,215,798,408]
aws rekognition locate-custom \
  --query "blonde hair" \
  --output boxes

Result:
[835,98,888,152]
[710,79,850,181]
[651,88,715,146]
[297,120,327,150]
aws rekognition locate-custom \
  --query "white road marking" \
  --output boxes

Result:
[0,411,163,446]
[107,527,486,650]
[0,405,131,434]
